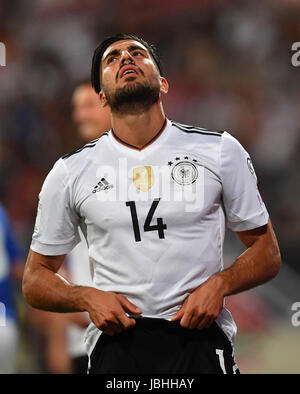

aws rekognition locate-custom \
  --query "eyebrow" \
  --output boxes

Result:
[127,45,147,54]
[103,45,148,64]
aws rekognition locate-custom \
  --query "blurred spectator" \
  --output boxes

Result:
[39,79,111,374]
[71,78,111,142]
[64,79,111,373]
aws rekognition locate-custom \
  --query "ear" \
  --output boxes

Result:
[99,90,108,107]
[159,77,169,94]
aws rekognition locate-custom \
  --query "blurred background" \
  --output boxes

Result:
[0,0,300,374]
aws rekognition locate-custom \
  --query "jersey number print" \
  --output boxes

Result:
[126,198,167,242]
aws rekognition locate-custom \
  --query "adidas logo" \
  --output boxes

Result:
[92,178,114,193]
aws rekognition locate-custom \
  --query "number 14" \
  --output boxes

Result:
[126,198,167,242]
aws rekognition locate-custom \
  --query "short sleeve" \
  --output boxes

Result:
[220,133,269,232]
[30,159,80,255]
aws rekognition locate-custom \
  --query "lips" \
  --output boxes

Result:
[119,65,139,79]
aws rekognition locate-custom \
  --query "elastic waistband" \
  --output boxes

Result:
[133,317,219,332]
[133,317,176,327]
[132,317,226,338]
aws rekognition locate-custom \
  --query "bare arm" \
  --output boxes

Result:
[218,219,281,295]
[22,250,142,335]
[171,219,281,329]
[22,250,84,312]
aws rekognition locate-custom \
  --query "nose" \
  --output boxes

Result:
[120,50,134,65]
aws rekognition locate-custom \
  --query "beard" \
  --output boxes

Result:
[103,77,161,115]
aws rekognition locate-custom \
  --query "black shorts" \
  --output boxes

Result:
[71,355,89,374]
[88,318,240,374]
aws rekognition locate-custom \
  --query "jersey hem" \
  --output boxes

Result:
[227,210,269,232]
[30,239,78,256]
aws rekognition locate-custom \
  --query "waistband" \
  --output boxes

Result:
[133,316,221,333]
[133,317,176,327]
[132,317,230,342]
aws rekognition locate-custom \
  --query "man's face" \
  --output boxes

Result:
[72,84,111,142]
[99,39,168,114]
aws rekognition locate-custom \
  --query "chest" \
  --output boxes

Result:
[74,150,222,240]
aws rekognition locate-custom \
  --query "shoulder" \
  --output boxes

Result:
[220,131,248,157]
[40,157,70,194]
[168,119,246,154]
[59,132,109,179]
[219,132,253,178]
[169,120,225,138]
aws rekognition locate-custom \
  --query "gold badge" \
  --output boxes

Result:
[133,166,154,192]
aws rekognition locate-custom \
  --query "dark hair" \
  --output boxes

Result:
[91,33,163,94]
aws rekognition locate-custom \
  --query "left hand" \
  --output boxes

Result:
[171,275,225,330]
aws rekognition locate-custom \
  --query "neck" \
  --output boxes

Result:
[111,102,166,149]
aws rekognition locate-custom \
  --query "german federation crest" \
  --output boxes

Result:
[171,161,198,185]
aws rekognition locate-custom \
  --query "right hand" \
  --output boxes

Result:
[83,288,142,336]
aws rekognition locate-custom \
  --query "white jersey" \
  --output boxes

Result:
[30,119,269,356]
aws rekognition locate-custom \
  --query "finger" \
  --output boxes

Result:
[179,310,194,329]
[103,317,129,335]
[171,297,189,322]
[101,325,117,336]
[100,310,132,334]
[189,312,205,330]
[202,316,216,328]
[196,315,214,330]
[95,311,122,335]
[170,307,185,322]
[117,313,137,330]
[118,295,142,315]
